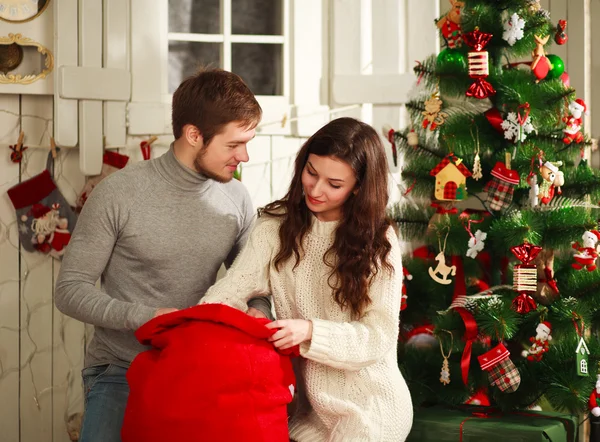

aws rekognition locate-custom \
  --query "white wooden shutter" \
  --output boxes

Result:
[53,0,131,175]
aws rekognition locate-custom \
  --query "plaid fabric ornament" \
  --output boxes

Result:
[484,161,520,211]
[478,343,520,393]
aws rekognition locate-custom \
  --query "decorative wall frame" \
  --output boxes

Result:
[0,33,53,85]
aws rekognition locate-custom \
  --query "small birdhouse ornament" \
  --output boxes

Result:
[484,155,520,211]
[576,337,590,377]
[430,154,472,201]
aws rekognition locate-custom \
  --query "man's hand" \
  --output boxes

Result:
[265,319,313,350]
[247,307,268,319]
[154,308,178,318]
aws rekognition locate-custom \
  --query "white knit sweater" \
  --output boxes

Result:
[201,214,413,441]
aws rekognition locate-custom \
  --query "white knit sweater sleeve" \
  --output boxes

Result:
[300,228,402,371]
[199,216,277,311]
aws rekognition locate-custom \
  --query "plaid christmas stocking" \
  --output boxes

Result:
[483,162,520,211]
[76,150,129,211]
[7,151,78,258]
[478,343,521,393]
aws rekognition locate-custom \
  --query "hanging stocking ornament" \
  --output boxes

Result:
[555,20,568,45]
[531,35,551,83]
[7,151,78,258]
[422,92,448,131]
[76,150,130,212]
[439,330,453,385]
[571,230,600,272]
[429,230,456,285]
[510,242,542,314]
[484,155,520,211]
[478,343,521,393]
[463,27,496,99]
[521,320,552,361]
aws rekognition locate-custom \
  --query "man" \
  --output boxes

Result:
[55,68,271,442]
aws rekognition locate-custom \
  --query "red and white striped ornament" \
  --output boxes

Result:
[463,27,496,99]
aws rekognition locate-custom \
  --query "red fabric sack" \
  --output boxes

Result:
[121,304,297,442]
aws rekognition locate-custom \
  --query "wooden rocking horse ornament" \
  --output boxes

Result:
[429,229,456,285]
[429,252,457,285]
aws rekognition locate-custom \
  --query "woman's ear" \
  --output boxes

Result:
[353,187,360,195]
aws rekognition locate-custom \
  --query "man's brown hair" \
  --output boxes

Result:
[171,67,262,145]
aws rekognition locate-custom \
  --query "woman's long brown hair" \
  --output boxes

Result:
[261,117,394,318]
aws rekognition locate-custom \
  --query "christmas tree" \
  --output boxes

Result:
[390,0,600,414]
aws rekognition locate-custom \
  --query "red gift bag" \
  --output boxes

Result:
[122,304,297,442]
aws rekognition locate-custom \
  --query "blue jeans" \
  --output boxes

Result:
[80,364,129,442]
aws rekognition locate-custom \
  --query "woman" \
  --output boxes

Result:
[200,117,413,441]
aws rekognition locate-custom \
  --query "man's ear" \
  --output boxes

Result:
[183,124,203,147]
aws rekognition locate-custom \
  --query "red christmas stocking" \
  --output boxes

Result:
[7,151,78,258]
[76,150,129,211]
[478,343,520,393]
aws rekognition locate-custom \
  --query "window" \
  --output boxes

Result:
[167,0,287,97]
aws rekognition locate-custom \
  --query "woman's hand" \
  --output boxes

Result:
[266,319,313,350]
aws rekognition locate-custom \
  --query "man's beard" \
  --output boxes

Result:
[193,154,232,184]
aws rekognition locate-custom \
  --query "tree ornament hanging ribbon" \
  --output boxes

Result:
[517,103,531,146]
[463,28,496,99]
[510,242,542,313]
[539,266,559,293]
[456,306,478,385]
[431,202,458,215]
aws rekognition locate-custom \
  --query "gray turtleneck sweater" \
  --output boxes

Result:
[55,148,271,368]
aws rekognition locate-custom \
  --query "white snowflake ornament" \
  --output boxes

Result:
[503,13,525,46]
[466,230,487,259]
[501,112,535,143]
